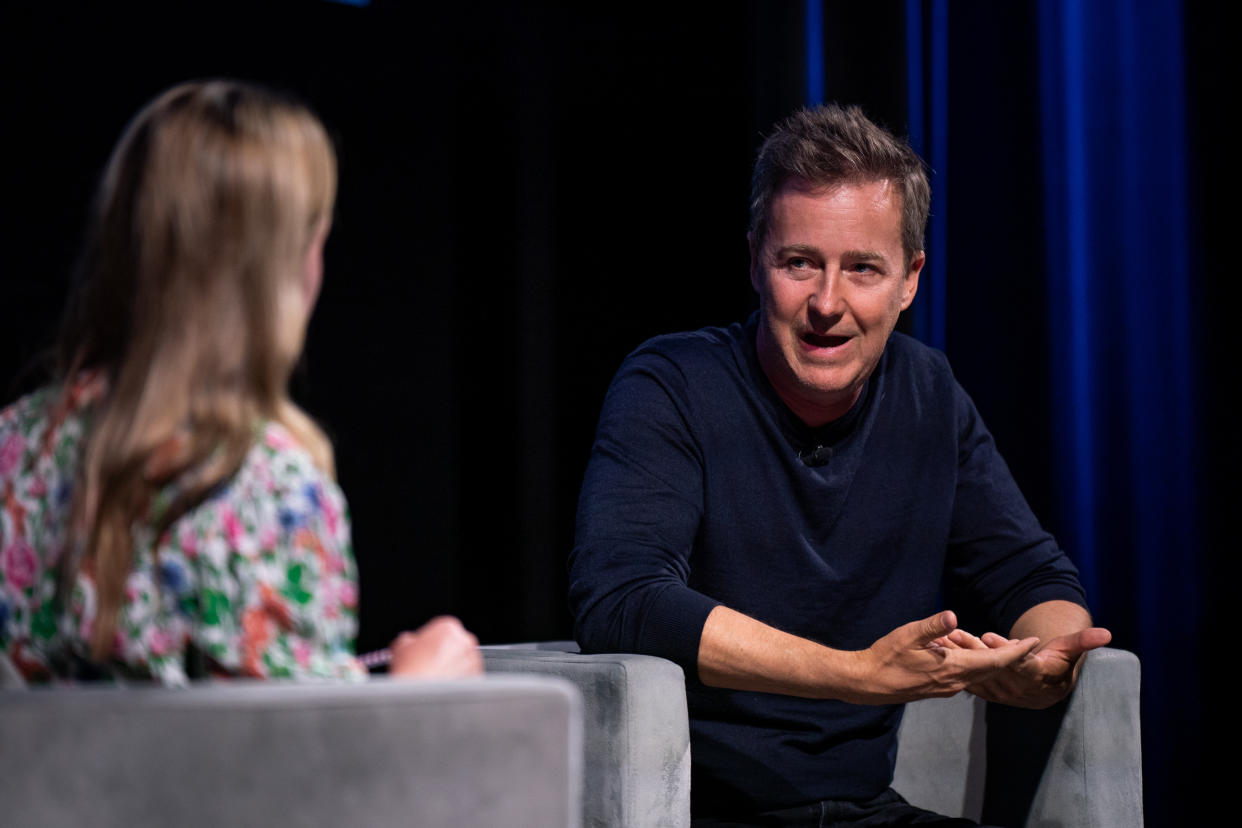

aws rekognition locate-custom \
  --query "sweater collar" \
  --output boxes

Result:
[738,310,879,452]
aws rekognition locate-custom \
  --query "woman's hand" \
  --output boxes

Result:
[388,615,483,678]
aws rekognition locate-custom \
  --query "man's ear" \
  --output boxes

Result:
[900,250,925,311]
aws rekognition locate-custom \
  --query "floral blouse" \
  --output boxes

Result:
[0,375,363,685]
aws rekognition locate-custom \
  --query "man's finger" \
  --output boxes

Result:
[946,629,987,649]
[1077,627,1112,650]
[973,637,1039,670]
[1039,626,1113,658]
[913,610,957,644]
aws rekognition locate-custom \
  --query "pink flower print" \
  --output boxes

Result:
[321,495,340,537]
[338,579,358,609]
[259,524,278,550]
[27,476,47,498]
[1,537,37,590]
[293,638,312,668]
[222,507,244,550]
[178,524,199,559]
[149,627,175,657]
[323,547,346,576]
[0,432,23,477]
[265,427,294,452]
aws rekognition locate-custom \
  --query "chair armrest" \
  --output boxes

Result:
[895,647,1143,828]
[0,676,582,828]
[485,647,691,828]
[1027,646,1143,828]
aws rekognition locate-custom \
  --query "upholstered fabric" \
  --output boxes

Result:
[894,647,1142,827]
[486,647,691,828]
[1025,648,1143,827]
[0,651,22,688]
[0,676,582,828]
[487,645,1140,828]
[892,690,988,820]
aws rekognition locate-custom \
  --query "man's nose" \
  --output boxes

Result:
[808,270,845,319]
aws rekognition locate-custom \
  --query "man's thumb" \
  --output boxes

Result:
[919,610,957,642]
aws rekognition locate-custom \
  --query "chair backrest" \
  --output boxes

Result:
[0,676,582,828]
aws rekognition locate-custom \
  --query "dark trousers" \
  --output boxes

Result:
[692,788,1000,828]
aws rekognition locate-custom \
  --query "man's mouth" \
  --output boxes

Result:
[800,332,851,349]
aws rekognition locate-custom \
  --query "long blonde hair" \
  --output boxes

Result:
[56,80,338,659]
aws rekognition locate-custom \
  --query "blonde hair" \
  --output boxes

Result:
[56,80,338,659]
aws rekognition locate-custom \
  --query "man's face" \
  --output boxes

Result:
[751,179,923,426]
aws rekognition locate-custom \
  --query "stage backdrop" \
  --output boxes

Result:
[2,2,1229,824]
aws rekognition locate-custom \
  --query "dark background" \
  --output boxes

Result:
[2,2,1230,824]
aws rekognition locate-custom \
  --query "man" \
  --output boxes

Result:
[568,105,1110,826]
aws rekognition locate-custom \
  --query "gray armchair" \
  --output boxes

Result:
[0,674,583,828]
[893,647,1143,827]
[485,645,690,828]
[485,645,1142,828]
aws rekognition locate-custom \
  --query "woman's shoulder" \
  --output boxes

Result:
[1,374,108,474]
[1,376,106,680]
[2,384,68,470]
[181,418,351,558]
[1,376,106,523]
[245,419,346,505]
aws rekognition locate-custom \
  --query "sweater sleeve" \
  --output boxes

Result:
[944,376,1088,635]
[568,350,720,672]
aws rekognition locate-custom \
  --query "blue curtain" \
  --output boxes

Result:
[890,0,1200,821]
[804,0,825,105]
[1037,3,1198,818]
[904,0,949,351]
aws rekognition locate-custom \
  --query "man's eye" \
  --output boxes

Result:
[788,257,812,269]
[849,262,878,274]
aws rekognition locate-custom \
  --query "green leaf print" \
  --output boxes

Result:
[201,589,230,626]
[31,601,57,640]
[283,563,313,605]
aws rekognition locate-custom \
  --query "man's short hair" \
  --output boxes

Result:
[749,104,930,268]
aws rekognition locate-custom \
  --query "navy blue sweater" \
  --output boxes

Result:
[568,316,1086,816]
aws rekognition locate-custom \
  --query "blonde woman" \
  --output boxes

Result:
[0,80,481,684]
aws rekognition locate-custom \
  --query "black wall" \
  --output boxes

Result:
[2,0,804,648]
